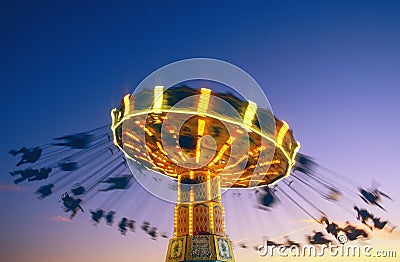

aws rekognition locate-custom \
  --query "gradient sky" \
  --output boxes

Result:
[1,1,399,261]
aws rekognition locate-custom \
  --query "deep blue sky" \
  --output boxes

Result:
[1,1,399,261]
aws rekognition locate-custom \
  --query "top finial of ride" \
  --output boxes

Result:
[111,84,300,189]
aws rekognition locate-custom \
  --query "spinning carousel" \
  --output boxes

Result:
[111,85,300,261]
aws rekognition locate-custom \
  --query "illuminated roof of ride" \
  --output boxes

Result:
[111,85,300,188]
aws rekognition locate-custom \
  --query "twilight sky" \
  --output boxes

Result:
[0,1,399,261]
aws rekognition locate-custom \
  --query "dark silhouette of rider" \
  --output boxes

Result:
[321,217,340,238]
[53,133,93,149]
[255,187,277,210]
[239,243,248,249]
[118,218,128,235]
[35,184,54,199]
[105,211,116,226]
[308,231,331,245]
[9,147,42,166]
[294,153,316,175]
[261,236,280,247]
[128,220,136,232]
[371,217,397,232]
[61,192,84,219]
[90,209,105,225]
[71,185,86,196]
[11,168,39,184]
[341,221,369,241]
[283,236,301,248]
[149,227,158,240]
[141,221,150,233]
[354,206,373,230]
[99,175,132,191]
[58,160,78,171]
[28,167,52,182]
[359,187,390,210]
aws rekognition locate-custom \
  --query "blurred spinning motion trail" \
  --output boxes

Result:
[7,84,397,257]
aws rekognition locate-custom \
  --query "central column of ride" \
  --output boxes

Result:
[165,167,234,262]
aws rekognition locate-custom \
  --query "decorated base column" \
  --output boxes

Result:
[165,169,234,262]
